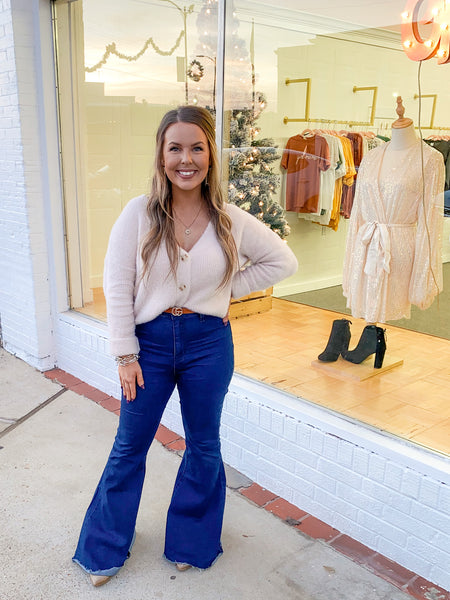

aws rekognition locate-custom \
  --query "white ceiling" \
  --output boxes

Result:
[250,0,406,28]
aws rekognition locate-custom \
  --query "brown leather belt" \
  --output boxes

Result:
[164,307,195,316]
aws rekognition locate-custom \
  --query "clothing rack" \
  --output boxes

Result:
[287,118,379,128]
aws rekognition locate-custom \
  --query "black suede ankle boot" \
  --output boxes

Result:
[318,319,352,362]
[343,325,386,368]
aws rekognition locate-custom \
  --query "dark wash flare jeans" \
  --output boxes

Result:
[73,312,234,575]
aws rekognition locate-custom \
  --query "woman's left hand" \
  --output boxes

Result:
[222,306,230,325]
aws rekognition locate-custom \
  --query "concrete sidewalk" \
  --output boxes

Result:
[0,349,416,600]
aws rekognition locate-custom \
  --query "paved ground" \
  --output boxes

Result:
[0,349,416,600]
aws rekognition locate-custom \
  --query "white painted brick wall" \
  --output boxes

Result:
[53,311,450,591]
[0,0,55,369]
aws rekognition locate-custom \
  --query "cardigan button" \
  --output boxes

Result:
[179,284,186,291]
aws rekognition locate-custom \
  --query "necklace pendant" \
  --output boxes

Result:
[185,228,191,236]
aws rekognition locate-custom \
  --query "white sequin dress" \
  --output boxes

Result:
[342,140,444,323]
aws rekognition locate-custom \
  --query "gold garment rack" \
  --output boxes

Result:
[414,93,437,129]
[412,94,450,130]
[283,78,311,123]
[283,79,378,127]
[414,94,450,131]
[283,118,378,127]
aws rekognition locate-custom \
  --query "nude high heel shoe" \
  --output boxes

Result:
[176,563,192,571]
[90,574,112,587]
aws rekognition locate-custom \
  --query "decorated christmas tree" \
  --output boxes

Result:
[190,1,289,239]
[227,94,290,239]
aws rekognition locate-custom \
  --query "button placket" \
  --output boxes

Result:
[176,251,191,302]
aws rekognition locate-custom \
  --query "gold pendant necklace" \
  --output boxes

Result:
[174,204,203,236]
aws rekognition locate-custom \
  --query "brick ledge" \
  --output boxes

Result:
[44,368,450,600]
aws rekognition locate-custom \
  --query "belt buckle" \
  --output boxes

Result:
[171,307,183,316]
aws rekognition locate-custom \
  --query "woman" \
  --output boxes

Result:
[73,105,297,587]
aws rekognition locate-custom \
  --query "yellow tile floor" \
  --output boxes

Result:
[78,293,450,457]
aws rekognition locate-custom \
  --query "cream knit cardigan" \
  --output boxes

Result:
[104,194,298,355]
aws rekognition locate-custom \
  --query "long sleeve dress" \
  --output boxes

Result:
[342,140,444,323]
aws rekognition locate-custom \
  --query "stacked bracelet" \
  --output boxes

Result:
[115,353,140,367]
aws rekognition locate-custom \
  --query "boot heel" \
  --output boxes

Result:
[343,324,387,367]
[374,328,386,369]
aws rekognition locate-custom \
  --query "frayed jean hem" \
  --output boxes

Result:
[72,530,136,577]
[72,557,122,577]
[163,548,223,571]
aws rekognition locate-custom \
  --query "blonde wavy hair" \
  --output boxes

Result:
[141,105,238,288]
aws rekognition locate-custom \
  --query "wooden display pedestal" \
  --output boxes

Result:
[311,355,404,382]
[229,287,273,319]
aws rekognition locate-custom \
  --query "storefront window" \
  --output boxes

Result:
[54,0,450,455]
[221,0,450,455]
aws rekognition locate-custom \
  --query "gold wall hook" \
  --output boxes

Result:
[414,93,437,129]
[353,86,378,126]
[283,78,311,124]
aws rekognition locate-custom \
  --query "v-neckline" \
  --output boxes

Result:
[178,220,211,253]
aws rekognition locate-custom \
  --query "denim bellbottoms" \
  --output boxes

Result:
[73,312,234,575]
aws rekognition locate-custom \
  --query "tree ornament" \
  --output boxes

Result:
[187,58,205,82]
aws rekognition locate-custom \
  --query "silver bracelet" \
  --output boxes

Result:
[115,353,139,367]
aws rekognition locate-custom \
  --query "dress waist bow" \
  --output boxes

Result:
[361,221,415,278]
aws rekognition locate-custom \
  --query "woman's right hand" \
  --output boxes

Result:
[118,361,145,402]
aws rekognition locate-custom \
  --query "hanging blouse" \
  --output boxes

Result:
[281,134,330,213]
[312,134,347,226]
[340,132,364,218]
[425,139,450,191]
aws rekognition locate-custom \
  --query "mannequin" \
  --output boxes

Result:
[380,97,418,180]
[319,97,444,369]
[371,97,419,325]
